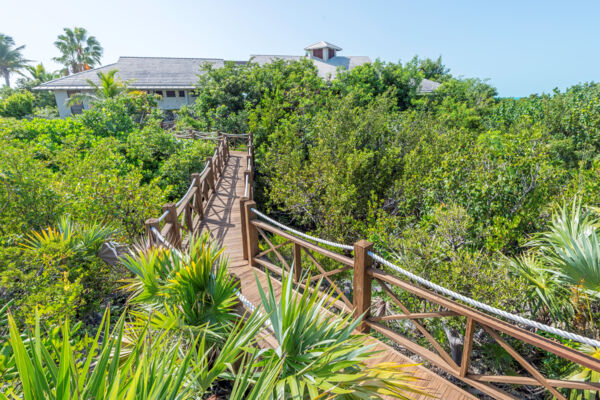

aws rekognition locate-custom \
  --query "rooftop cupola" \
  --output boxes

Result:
[304,41,342,61]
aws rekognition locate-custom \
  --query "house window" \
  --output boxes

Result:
[166,90,176,98]
[312,48,323,59]
[179,90,185,97]
[328,48,336,59]
[155,90,163,97]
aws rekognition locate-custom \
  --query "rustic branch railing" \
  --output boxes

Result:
[145,133,250,249]
[173,129,250,148]
[240,205,600,398]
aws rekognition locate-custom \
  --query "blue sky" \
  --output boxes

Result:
[2,0,598,97]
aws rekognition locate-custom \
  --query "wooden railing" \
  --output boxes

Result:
[240,196,600,398]
[144,135,231,249]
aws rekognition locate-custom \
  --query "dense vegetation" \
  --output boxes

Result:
[182,58,600,397]
[2,25,600,397]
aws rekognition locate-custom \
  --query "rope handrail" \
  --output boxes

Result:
[249,207,600,347]
[251,208,354,251]
[244,174,249,198]
[175,177,197,208]
[368,251,600,348]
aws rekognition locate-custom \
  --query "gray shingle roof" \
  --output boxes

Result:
[250,54,372,80]
[418,78,442,93]
[35,53,440,93]
[304,41,342,51]
[35,57,225,90]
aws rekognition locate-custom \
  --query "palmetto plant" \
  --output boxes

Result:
[0,33,30,87]
[121,233,240,340]
[21,216,116,256]
[256,270,424,399]
[534,200,600,292]
[53,27,103,75]
[507,253,574,323]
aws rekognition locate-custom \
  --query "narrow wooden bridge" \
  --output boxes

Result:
[146,134,600,400]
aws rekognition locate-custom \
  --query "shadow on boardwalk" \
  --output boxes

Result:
[199,151,477,400]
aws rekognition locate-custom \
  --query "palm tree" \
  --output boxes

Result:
[0,34,29,87]
[66,69,128,106]
[24,63,58,83]
[53,27,103,75]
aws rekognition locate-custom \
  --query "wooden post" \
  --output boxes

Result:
[162,202,182,249]
[205,157,215,192]
[240,197,248,260]
[460,318,475,377]
[293,243,302,283]
[145,218,160,247]
[191,172,204,222]
[244,201,259,267]
[353,240,373,333]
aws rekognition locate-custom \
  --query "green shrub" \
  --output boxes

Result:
[0,91,34,119]
[159,139,214,198]
[0,142,63,236]
[1,218,116,327]
[126,121,179,181]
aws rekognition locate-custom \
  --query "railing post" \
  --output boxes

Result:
[191,172,204,222]
[293,243,302,283]
[244,200,259,267]
[205,157,215,192]
[145,218,160,247]
[353,239,373,333]
[162,202,182,249]
[240,197,248,260]
[460,317,475,377]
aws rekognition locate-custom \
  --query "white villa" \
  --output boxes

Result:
[35,41,440,118]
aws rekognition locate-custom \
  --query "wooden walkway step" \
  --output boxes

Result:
[200,151,477,400]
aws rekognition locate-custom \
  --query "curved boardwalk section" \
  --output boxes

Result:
[199,150,476,400]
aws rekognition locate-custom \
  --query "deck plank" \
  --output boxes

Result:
[199,151,476,400]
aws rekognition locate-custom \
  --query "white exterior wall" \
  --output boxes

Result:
[54,91,71,118]
[53,89,194,118]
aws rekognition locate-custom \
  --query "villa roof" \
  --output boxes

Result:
[418,78,442,93]
[304,41,342,51]
[35,51,440,93]
[250,54,371,80]
[35,56,226,90]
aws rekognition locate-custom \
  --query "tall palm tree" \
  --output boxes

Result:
[0,34,29,87]
[53,27,103,75]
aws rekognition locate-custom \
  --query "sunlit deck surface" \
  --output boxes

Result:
[199,150,476,400]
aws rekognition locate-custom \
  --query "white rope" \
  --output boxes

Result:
[247,207,600,346]
[157,211,169,222]
[244,174,249,198]
[368,251,600,348]
[250,208,354,251]
[150,227,183,257]
[175,178,197,207]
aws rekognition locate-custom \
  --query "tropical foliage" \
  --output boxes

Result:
[66,69,127,106]
[53,27,103,75]
[0,34,29,87]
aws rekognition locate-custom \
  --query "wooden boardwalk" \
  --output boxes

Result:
[200,151,477,400]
